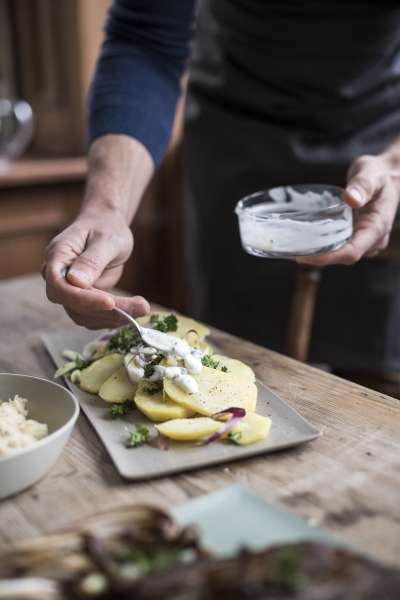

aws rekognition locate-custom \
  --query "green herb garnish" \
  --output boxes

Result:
[201,354,229,373]
[55,351,90,379]
[108,326,141,354]
[270,548,306,593]
[108,401,136,420]
[126,424,150,448]
[114,546,182,578]
[55,361,77,378]
[150,313,178,333]
[228,431,242,445]
[143,354,163,378]
[143,382,163,395]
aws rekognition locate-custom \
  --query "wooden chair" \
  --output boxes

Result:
[286,225,400,362]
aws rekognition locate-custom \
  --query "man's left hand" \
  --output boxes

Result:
[296,154,400,266]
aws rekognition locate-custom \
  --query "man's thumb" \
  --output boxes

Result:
[345,159,381,209]
[67,240,115,288]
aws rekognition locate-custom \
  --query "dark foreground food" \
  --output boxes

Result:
[63,542,400,600]
[0,506,399,599]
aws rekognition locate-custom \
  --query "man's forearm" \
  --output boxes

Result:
[80,134,154,224]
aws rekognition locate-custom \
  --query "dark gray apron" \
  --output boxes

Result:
[183,0,400,373]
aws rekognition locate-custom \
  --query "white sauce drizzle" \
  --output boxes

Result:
[124,353,144,383]
[149,365,199,394]
[127,327,204,394]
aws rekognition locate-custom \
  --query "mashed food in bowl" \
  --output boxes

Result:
[0,395,48,456]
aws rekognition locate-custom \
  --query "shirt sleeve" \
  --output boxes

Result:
[88,0,196,167]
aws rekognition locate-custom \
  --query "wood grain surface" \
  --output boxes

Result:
[0,275,399,567]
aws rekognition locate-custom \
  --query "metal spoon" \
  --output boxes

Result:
[113,306,144,339]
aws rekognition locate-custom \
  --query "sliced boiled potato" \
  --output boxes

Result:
[212,354,255,384]
[93,342,108,360]
[161,355,179,368]
[138,311,210,340]
[184,330,211,354]
[135,383,194,422]
[79,353,123,394]
[156,417,222,441]
[99,366,137,403]
[228,413,271,445]
[164,366,257,417]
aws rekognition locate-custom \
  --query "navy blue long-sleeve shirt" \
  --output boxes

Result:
[88,0,196,167]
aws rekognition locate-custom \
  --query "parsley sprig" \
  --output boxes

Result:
[150,313,178,333]
[143,354,163,378]
[108,401,136,420]
[126,424,150,448]
[143,382,163,395]
[228,431,242,445]
[201,354,228,373]
[108,326,140,354]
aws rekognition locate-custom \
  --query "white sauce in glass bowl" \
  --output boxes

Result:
[237,187,353,256]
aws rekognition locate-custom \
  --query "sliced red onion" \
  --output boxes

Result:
[156,432,170,451]
[199,407,246,445]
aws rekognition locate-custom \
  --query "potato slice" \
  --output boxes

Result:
[228,413,271,445]
[212,354,255,384]
[156,417,222,441]
[138,311,210,340]
[183,330,211,354]
[93,342,108,360]
[79,353,123,394]
[99,366,137,403]
[164,366,257,417]
[135,383,194,422]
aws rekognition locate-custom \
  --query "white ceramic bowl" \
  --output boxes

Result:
[0,373,79,500]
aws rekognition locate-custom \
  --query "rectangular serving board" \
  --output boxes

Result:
[42,328,320,480]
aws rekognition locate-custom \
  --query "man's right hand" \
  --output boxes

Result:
[43,208,150,329]
[43,134,154,329]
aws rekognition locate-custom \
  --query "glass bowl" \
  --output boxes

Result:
[235,184,353,258]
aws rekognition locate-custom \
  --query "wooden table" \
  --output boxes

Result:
[1,275,399,567]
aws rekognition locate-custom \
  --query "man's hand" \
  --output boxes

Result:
[43,135,154,329]
[43,209,150,329]
[296,154,400,266]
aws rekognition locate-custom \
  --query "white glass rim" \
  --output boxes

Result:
[235,184,347,221]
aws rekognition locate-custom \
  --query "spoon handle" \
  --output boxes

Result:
[113,307,143,338]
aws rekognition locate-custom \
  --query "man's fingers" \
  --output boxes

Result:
[115,295,150,317]
[297,185,398,266]
[66,308,126,330]
[295,223,384,267]
[296,241,359,267]
[67,236,123,289]
[365,233,391,257]
[93,265,124,291]
[344,155,385,208]
[66,295,150,330]
[46,259,115,312]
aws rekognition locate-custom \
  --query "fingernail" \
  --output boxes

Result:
[347,186,365,207]
[68,269,91,284]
